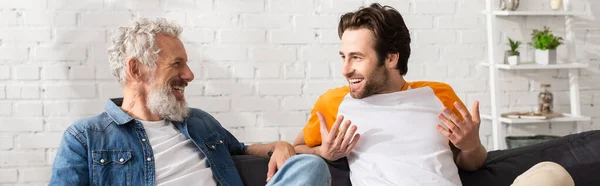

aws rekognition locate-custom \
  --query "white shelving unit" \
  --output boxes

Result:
[481,113,591,124]
[480,62,588,70]
[482,0,591,150]
[481,10,585,16]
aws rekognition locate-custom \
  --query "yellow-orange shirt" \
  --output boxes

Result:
[302,81,466,186]
[302,81,466,148]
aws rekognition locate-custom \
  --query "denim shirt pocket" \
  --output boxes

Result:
[203,133,235,169]
[91,150,133,186]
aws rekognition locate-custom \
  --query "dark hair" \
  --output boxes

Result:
[338,3,411,76]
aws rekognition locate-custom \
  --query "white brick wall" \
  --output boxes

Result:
[0,0,599,184]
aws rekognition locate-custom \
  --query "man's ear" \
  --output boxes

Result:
[386,53,399,69]
[125,57,145,83]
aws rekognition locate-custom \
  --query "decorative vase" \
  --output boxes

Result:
[500,0,520,11]
[534,49,557,65]
[507,55,520,65]
[550,0,562,10]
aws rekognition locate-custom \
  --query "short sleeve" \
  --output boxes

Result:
[303,86,349,147]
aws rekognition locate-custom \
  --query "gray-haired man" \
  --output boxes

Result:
[49,18,331,186]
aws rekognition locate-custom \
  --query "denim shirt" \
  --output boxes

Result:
[49,98,248,186]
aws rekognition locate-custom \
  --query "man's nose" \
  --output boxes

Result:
[181,64,194,82]
[341,60,353,77]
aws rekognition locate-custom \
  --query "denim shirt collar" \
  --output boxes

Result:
[105,98,135,125]
[104,98,186,127]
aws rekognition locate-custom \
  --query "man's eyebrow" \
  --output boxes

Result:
[339,51,365,56]
[348,52,365,56]
[172,57,185,62]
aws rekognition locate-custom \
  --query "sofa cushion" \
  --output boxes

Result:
[233,130,600,186]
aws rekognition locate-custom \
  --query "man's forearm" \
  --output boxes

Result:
[246,142,277,158]
[294,144,320,156]
[455,144,487,171]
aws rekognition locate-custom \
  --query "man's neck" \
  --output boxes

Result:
[382,73,406,94]
[121,87,162,121]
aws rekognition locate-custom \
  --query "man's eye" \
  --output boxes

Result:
[173,62,181,67]
[353,56,361,60]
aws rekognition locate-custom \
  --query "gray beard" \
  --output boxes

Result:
[146,85,189,122]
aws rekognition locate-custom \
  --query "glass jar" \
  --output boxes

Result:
[538,84,554,113]
[550,0,562,10]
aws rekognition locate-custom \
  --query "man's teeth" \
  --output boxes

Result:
[173,86,185,92]
[349,79,363,83]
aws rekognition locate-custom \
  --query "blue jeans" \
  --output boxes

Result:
[266,154,331,186]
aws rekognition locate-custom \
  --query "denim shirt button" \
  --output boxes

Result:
[119,158,124,163]
[146,157,152,162]
[100,159,105,163]
[219,140,223,144]
[211,145,216,149]
[141,138,147,142]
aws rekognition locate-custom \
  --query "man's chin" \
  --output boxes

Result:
[349,89,366,99]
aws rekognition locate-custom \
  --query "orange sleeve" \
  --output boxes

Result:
[411,81,466,120]
[303,86,349,147]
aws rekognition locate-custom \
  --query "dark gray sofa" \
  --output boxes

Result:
[233,130,600,186]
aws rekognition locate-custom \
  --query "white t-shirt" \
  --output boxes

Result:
[339,86,462,186]
[140,120,217,186]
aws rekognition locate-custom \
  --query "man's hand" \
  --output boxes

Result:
[315,112,360,161]
[436,101,482,152]
[266,141,295,183]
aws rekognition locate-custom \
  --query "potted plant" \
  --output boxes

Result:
[507,38,521,65]
[529,26,563,65]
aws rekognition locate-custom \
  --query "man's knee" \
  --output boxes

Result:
[288,154,328,170]
[533,161,565,170]
[528,161,571,177]
[512,161,574,186]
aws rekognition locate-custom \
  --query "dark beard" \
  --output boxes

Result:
[350,65,389,99]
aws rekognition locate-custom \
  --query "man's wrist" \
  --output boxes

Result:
[267,142,282,158]
[462,143,484,154]
[311,145,322,156]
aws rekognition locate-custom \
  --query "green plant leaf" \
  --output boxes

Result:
[507,38,521,55]
[529,26,562,50]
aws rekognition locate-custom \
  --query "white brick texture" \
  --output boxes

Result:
[1,0,599,184]
[0,134,13,149]
[0,169,17,183]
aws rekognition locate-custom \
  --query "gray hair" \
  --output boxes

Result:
[108,18,183,85]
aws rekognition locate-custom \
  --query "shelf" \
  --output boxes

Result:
[481,10,585,16]
[480,62,588,70]
[481,113,591,124]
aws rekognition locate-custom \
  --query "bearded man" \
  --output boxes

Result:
[293,3,574,186]
[48,18,331,186]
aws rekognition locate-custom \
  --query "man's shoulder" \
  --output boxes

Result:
[409,81,454,91]
[409,81,458,96]
[186,107,221,127]
[185,108,227,136]
[320,85,350,99]
[66,112,115,135]
[187,107,211,119]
